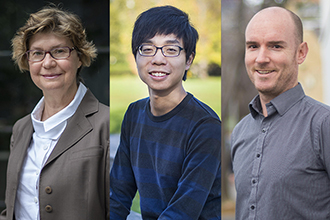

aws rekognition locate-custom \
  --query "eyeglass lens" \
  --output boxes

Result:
[27,47,73,62]
[139,45,182,57]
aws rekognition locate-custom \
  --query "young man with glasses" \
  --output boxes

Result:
[110,6,221,219]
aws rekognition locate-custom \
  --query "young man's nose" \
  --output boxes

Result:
[151,49,167,65]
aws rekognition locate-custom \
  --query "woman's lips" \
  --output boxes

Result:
[42,74,61,79]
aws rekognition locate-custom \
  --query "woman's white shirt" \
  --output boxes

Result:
[14,83,87,220]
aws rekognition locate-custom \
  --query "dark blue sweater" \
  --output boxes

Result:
[110,93,221,219]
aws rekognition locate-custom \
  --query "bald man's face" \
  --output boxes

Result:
[244,8,306,101]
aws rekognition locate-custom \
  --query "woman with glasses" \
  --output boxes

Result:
[0,5,109,220]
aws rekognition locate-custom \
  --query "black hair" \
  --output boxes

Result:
[131,5,199,80]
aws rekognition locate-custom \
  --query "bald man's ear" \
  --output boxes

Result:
[297,42,308,65]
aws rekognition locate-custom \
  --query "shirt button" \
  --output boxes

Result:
[34,197,38,204]
[45,205,53,213]
[252,179,257,184]
[43,145,49,150]
[256,153,261,158]
[251,205,255,210]
[45,186,52,194]
[35,171,39,176]
[262,128,267,133]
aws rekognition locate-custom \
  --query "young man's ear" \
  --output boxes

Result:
[185,52,195,71]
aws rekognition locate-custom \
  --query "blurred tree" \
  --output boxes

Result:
[110,0,127,75]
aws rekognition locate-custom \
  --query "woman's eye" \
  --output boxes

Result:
[33,51,43,56]
[54,49,65,54]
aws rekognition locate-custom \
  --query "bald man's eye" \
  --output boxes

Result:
[247,45,258,49]
[272,45,283,49]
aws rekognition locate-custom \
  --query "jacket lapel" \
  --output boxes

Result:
[44,90,99,166]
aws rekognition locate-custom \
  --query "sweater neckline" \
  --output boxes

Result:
[146,93,193,122]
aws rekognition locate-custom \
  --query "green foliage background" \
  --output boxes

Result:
[110,0,221,134]
[110,0,221,76]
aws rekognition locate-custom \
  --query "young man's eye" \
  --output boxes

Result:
[143,48,153,52]
[166,47,178,52]
[164,46,179,55]
[141,46,154,53]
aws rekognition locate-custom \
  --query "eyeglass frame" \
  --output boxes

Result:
[25,46,76,62]
[137,44,184,57]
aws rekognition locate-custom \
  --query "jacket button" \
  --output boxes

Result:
[45,186,52,194]
[45,205,53,213]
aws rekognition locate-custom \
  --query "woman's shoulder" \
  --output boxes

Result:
[13,114,32,131]
[10,115,33,140]
[98,102,109,113]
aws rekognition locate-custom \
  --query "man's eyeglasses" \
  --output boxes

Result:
[26,47,75,62]
[138,45,184,57]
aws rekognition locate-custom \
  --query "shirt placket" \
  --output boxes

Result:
[248,115,270,219]
[34,138,52,219]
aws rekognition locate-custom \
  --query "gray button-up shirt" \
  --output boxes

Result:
[231,83,330,220]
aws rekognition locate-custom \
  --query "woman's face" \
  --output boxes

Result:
[27,32,82,95]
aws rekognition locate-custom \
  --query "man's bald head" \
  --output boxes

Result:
[246,7,303,46]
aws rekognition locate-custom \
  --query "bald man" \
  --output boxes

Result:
[231,7,330,219]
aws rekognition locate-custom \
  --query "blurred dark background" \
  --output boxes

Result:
[0,0,109,210]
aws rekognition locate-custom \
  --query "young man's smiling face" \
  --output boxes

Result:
[135,34,193,95]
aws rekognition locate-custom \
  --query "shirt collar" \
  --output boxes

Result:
[31,82,87,139]
[249,83,305,118]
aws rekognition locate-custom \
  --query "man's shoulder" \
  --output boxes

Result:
[129,97,149,108]
[297,96,330,123]
[303,96,330,112]
[124,97,149,115]
[188,94,220,121]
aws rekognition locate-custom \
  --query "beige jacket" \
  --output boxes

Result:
[1,90,109,220]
